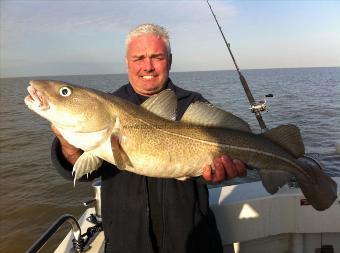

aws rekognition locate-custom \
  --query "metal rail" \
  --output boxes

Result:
[25,214,82,253]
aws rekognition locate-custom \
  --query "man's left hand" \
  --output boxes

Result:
[202,155,247,184]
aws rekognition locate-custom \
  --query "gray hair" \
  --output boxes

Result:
[126,24,171,57]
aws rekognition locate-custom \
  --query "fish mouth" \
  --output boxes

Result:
[24,83,50,111]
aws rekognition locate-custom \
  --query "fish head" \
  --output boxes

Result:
[24,80,115,132]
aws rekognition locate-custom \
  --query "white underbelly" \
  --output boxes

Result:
[126,153,209,178]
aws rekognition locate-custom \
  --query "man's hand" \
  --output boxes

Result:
[51,124,82,165]
[202,155,246,184]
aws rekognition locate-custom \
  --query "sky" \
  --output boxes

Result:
[0,0,339,78]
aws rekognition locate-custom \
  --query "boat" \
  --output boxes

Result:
[25,176,340,253]
[24,5,339,252]
[209,177,340,253]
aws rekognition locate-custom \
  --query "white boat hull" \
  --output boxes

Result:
[56,177,340,253]
[210,177,340,253]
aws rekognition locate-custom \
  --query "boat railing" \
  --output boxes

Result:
[25,214,84,253]
[26,180,103,253]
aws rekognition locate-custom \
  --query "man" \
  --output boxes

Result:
[51,24,246,253]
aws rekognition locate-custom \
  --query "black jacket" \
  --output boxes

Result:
[51,79,223,253]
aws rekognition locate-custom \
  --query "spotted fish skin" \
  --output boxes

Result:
[24,80,337,211]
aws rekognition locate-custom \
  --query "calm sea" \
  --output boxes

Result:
[1,67,339,252]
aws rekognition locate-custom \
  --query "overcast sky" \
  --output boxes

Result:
[1,0,339,78]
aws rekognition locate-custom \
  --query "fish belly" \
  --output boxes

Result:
[120,129,223,178]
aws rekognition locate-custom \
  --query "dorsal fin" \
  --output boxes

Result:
[262,124,305,158]
[141,89,177,121]
[181,102,251,132]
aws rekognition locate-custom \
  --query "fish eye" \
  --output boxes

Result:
[59,87,72,97]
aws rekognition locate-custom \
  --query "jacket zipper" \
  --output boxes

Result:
[161,180,167,251]
[144,177,154,252]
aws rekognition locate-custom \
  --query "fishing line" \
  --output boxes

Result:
[206,0,269,131]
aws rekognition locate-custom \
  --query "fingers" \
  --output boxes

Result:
[233,159,247,177]
[202,164,213,182]
[51,124,70,146]
[51,123,64,139]
[202,157,227,184]
[202,155,247,183]
[50,124,82,165]
[221,155,247,179]
[202,163,222,184]
[212,157,226,183]
[51,123,58,134]
[51,123,80,156]
[220,155,237,179]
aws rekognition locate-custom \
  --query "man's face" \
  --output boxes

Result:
[126,34,172,96]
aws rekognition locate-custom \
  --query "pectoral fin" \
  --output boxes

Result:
[73,152,103,186]
[111,135,132,170]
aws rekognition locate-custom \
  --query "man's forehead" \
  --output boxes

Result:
[130,33,162,41]
[128,34,166,51]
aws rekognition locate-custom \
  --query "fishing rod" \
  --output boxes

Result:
[206,0,269,131]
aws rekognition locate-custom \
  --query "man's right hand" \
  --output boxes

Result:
[51,124,82,165]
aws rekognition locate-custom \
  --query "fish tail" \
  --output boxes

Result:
[296,156,337,211]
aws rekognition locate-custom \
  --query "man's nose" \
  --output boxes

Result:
[143,58,155,72]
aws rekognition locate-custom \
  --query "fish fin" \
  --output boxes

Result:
[295,156,337,211]
[111,135,132,170]
[72,152,103,186]
[181,102,251,132]
[262,124,305,158]
[141,89,177,121]
[258,169,293,194]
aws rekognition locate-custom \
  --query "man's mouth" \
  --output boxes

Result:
[141,75,158,80]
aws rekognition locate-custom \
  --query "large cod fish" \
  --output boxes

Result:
[24,80,337,211]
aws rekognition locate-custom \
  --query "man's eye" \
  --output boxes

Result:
[153,55,164,60]
[132,57,143,61]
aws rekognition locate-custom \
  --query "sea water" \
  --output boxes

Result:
[0,67,339,252]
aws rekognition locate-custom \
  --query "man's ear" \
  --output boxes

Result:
[168,53,172,70]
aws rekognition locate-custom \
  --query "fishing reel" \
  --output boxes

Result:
[250,100,267,113]
[249,94,273,114]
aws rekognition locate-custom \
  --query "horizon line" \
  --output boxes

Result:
[1,66,339,79]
